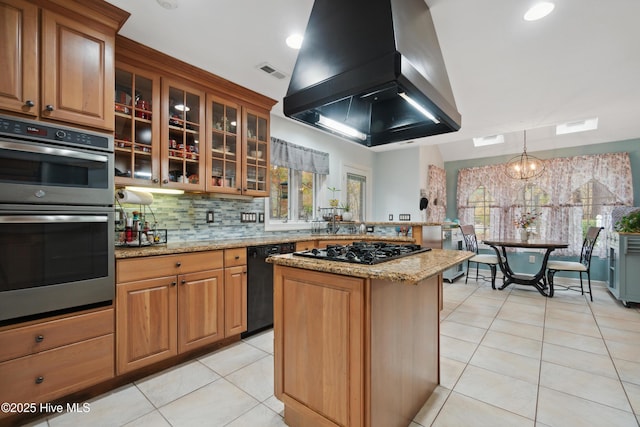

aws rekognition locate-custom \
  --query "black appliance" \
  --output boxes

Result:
[283,0,461,147]
[294,241,431,265]
[0,115,114,324]
[243,242,296,337]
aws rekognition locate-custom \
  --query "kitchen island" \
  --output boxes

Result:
[268,248,473,427]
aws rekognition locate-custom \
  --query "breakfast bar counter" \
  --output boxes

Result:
[268,248,474,427]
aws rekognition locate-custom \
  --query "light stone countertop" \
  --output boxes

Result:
[267,248,475,284]
[114,234,416,259]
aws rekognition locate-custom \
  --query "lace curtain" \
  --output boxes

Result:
[457,152,633,256]
[426,165,446,223]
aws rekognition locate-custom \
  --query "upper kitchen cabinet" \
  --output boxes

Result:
[0,0,38,117]
[207,95,241,193]
[0,0,129,131]
[243,109,270,197]
[161,80,206,191]
[115,36,277,196]
[114,64,160,185]
[206,98,270,196]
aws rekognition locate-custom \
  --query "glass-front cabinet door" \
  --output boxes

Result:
[243,109,270,196]
[161,80,205,190]
[114,65,160,186]
[206,95,241,193]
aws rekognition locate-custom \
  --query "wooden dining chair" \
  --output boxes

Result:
[459,225,501,289]
[546,226,603,301]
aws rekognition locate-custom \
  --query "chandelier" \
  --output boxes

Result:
[505,130,545,180]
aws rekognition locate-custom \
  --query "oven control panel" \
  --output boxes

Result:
[0,114,112,152]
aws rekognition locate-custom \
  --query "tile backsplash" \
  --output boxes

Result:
[115,193,403,242]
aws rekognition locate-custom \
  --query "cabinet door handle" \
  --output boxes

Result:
[181,279,186,285]
[163,179,169,184]
[35,376,44,384]
[152,177,159,183]
[176,262,182,267]
[25,100,35,107]
[35,335,44,343]
[234,255,240,260]
[45,105,54,112]
[171,281,177,286]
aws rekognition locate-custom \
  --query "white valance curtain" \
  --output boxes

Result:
[270,137,330,175]
[457,152,633,256]
[426,165,446,223]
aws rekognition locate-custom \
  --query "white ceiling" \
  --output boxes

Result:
[105,0,640,162]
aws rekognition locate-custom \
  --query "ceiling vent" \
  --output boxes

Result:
[257,63,287,80]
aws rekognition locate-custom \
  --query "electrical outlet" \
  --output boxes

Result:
[206,210,214,223]
[529,255,536,263]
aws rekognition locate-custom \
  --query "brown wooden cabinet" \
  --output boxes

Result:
[0,0,38,117]
[114,36,276,196]
[224,248,248,336]
[178,269,225,353]
[161,79,206,190]
[115,249,246,374]
[0,0,127,130]
[0,307,114,415]
[116,251,224,374]
[114,63,161,185]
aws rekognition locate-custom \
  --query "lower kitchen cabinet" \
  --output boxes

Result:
[224,248,248,337]
[607,232,640,306]
[116,249,245,375]
[0,307,114,415]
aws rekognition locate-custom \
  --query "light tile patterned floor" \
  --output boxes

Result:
[25,279,640,427]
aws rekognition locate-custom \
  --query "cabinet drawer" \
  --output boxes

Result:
[295,240,317,252]
[224,248,247,267]
[0,308,113,363]
[0,334,114,404]
[117,251,224,282]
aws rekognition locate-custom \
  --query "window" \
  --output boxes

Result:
[468,185,494,240]
[573,179,617,235]
[269,166,319,222]
[514,183,549,235]
[266,137,330,230]
[346,172,366,222]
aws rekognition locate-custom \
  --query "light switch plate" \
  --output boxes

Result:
[206,210,214,223]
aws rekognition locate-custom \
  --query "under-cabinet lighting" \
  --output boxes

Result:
[126,186,184,195]
[473,134,505,147]
[524,2,555,21]
[555,117,598,135]
[399,92,440,124]
[316,115,367,141]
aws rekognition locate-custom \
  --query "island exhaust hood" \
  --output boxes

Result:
[283,0,461,147]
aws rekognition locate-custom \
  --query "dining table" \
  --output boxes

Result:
[482,239,569,297]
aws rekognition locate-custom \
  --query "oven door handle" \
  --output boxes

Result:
[0,215,109,224]
[0,139,109,163]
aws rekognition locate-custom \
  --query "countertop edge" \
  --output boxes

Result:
[267,249,475,284]
[115,234,417,259]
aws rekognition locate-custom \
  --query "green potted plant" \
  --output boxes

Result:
[327,186,340,207]
[615,210,640,233]
[341,202,353,221]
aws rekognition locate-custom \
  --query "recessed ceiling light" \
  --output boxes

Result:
[556,117,599,135]
[524,2,555,21]
[286,34,303,49]
[174,104,190,112]
[473,134,505,147]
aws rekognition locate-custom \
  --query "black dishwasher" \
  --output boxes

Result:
[243,242,296,337]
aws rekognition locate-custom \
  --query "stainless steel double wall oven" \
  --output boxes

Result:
[0,115,115,323]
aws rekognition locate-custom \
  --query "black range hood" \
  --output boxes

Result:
[284,0,461,147]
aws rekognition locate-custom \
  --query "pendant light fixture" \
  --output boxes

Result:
[505,130,545,180]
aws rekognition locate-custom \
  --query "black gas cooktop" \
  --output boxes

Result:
[293,241,431,265]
